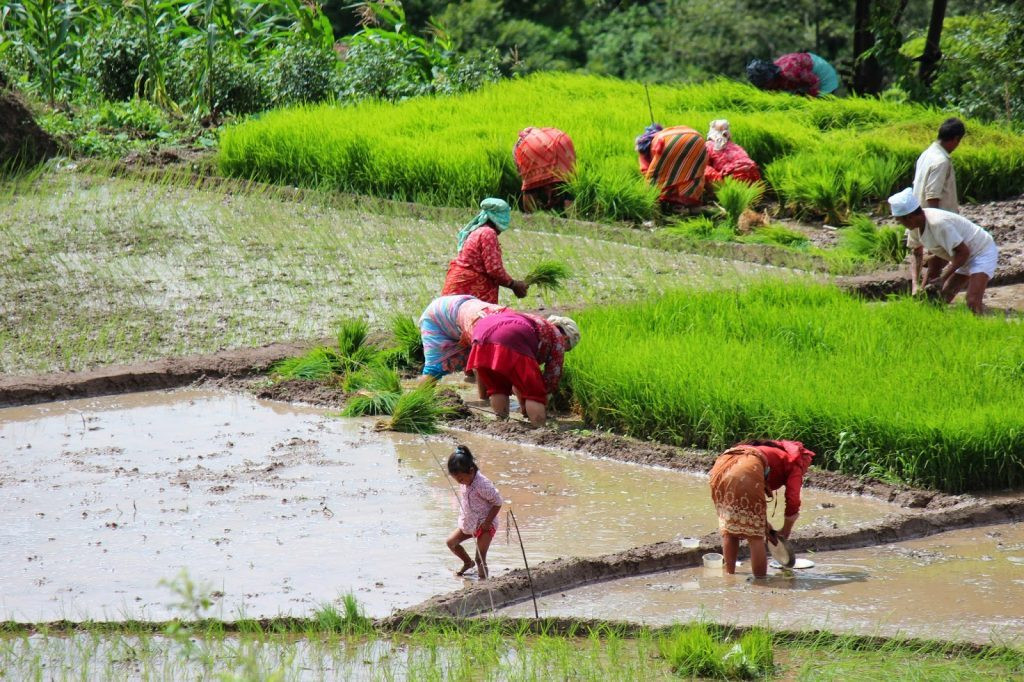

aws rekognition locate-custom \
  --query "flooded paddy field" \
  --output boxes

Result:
[498,522,1024,644]
[0,389,894,622]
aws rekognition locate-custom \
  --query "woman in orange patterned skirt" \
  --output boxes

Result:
[709,440,815,577]
[635,123,708,211]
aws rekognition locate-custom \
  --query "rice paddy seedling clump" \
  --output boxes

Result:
[383,384,451,434]
[658,623,772,679]
[565,281,1024,492]
[383,313,424,369]
[524,260,572,292]
[839,214,908,264]
[713,178,766,231]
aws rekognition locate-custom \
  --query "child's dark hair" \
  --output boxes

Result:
[447,445,478,475]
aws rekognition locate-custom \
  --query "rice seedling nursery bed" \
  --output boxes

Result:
[0,169,775,375]
[565,281,1024,493]
[219,73,1024,222]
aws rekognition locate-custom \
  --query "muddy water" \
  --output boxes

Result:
[500,523,1024,644]
[0,390,895,621]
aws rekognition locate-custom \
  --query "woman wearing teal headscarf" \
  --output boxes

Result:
[442,198,529,304]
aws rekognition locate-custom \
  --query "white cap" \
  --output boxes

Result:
[547,315,580,351]
[888,187,920,217]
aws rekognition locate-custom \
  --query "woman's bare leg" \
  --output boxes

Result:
[722,533,739,574]
[489,394,510,420]
[749,537,768,578]
[523,399,546,427]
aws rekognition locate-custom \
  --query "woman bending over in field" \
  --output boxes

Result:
[442,198,529,304]
[466,311,580,428]
[635,123,708,212]
[419,294,507,380]
[703,119,762,187]
[709,439,815,578]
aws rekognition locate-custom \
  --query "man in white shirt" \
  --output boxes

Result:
[908,118,966,285]
[889,187,997,315]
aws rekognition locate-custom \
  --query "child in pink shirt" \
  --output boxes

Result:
[446,445,503,578]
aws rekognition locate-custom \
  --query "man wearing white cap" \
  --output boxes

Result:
[888,187,997,315]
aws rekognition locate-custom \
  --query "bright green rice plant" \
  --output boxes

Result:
[217,73,1024,222]
[738,224,809,248]
[340,363,402,416]
[382,313,423,370]
[660,215,736,242]
[524,260,572,293]
[713,178,766,231]
[270,346,341,381]
[565,281,1024,492]
[313,594,371,634]
[658,623,770,679]
[839,214,909,264]
[384,383,450,434]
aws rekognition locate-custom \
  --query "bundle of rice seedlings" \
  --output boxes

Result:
[660,215,734,242]
[341,364,402,416]
[381,384,451,434]
[839,214,908,264]
[270,347,341,381]
[739,224,809,248]
[383,313,423,369]
[524,260,572,292]
[713,178,766,231]
[335,318,379,373]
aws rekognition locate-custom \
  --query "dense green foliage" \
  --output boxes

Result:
[220,72,1024,222]
[565,282,1024,492]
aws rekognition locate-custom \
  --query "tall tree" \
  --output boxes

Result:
[918,0,947,85]
[852,0,882,93]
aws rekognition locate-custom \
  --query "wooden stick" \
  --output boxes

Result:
[644,83,655,125]
[507,508,539,619]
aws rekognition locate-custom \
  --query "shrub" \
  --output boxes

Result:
[566,282,1024,492]
[91,20,149,101]
[168,46,270,116]
[269,40,338,106]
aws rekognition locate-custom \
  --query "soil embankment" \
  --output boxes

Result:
[0,71,56,169]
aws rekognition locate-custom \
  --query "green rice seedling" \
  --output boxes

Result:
[218,73,1024,222]
[384,384,450,434]
[713,178,766,231]
[738,224,809,248]
[657,624,727,678]
[382,313,423,369]
[314,595,371,634]
[340,363,402,416]
[336,318,370,360]
[565,281,1024,492]
[524,260,572,293]
[270,346,341,381]
[838,214,909,264]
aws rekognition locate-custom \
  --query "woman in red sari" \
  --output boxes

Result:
[704,119,762,186]
[442,198,528,304]
[708,439,815,578]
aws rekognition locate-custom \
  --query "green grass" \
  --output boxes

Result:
[0,170,770,375]
[658,623,773,679]
[565,281,1024,492]
[219,72,1024,222]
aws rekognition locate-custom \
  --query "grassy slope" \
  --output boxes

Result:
[0,171,778,375]
[219,73,1024,221]
[566,282,1024,492]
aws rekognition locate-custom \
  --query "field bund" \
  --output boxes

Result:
[219,73,1024,221]
[565,282,1024,493]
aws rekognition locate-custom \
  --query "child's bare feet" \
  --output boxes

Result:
[455,561,475,577]
[476,559,488,579]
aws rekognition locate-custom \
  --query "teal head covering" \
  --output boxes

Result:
[456,198,511,252]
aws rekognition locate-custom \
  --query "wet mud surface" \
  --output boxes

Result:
[0,389,892,621]
[497,523,1024,644]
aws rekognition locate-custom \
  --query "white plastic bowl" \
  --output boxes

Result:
[702,552,724,568]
